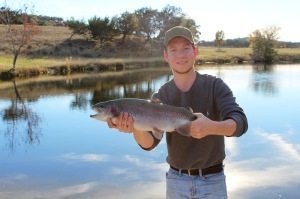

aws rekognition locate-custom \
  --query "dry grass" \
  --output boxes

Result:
[1,25,300,73]
[198,47,252,60]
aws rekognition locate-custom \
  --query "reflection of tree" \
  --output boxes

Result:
[1,80,41,152]
[70,93,89,110]
[91,71,171,103]
[251,64,278,96]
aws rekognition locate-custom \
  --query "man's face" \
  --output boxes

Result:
[164,37,197,75]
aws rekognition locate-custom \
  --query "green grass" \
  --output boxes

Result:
[0,55,67,71]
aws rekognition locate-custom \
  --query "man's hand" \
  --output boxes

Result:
[107,112,134,133]
[189,113,214,139]
[189,113,237,139]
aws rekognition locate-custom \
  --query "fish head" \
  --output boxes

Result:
[90,101,120,121]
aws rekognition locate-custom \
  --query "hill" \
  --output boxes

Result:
[0,24,163,58]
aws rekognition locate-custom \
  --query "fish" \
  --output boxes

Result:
[90,98,197,139]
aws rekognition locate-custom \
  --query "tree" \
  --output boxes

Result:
[215,30,225,50]
[156,5,200,42]
[88,16,117,45]
[135,7,160,41]
[0,1,39,72]
[249,26,280,63]
[65,18,89,40]
[115,11,139,43]
[157,5,183,39]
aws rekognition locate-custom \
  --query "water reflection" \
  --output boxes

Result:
[0,65,300,199]
[1,80,42,152]
[0,68,171,152]
[251,64,278,96]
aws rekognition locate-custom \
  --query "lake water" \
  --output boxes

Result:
[0,64,300,199]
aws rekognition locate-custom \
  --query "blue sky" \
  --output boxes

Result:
[4,0,300,42]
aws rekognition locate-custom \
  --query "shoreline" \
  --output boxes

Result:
[1,51,300,80]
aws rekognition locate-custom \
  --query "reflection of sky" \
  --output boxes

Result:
[1,65,300,198]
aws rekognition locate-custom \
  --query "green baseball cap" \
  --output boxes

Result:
[164,26,194,47]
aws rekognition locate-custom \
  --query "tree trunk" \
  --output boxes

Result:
[12,49,20,71]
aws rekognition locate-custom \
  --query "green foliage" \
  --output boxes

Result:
[156,5,200,41]
[88,16,117,44]
[134,7,160,40]
[0,7,23,24]
[114,12,139,42]
[65,18,88,39]
[249,26,280,63]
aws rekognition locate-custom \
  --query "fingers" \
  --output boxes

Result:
[107,112,134,133]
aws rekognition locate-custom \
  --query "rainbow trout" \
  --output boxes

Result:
[90,98,197,139]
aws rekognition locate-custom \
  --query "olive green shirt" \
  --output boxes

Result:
[149,72,248,169]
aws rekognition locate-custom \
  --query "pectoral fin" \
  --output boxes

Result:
[175,122,192,137]
[151,127,164,140]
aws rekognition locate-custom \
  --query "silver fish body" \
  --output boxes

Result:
[90,98,197,139]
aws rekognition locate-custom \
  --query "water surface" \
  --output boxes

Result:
[0,65,299,199]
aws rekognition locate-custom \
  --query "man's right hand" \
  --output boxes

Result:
[107,112,134,133]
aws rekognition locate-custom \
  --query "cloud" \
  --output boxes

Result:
[124,154,168,171]
[226,129,300,194]
[60,153,109,162]
[258,130,300,161]
[47,181,98,198]
[225,137,239,158]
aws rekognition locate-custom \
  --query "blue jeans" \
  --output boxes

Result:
[166,168,227,199]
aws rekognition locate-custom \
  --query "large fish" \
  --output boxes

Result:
[90,98,197,139]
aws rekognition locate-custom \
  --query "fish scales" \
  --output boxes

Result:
[91,98,197,138]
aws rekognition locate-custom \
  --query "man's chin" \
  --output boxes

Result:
[173,66,193,74]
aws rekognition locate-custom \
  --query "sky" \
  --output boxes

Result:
[3,0,300,42]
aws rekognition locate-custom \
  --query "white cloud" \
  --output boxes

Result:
[257,129,300,161]
[226,129,300,194]
[61,153,109,162]
[46,181,98,198]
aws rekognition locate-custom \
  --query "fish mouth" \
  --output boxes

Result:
[90,114,98,118]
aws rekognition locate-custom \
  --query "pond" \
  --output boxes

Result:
[0,64,299,199]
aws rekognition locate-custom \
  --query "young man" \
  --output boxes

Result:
[107,26,248,199]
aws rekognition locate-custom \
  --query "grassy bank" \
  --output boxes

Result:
[1,25,300,79]
[0,47,300,76]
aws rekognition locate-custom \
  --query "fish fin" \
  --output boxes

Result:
[188,107,194,113]
[111,117,118,124]
[176,122,192,137]
[151,127,164,140]
[150,97,162,104]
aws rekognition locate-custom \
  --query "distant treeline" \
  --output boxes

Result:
[201,38,300,48]
[0,5,199,43]
[1,5,299,48]
[0,8,64,26]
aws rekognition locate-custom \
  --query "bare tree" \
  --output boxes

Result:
[0,1,39,72]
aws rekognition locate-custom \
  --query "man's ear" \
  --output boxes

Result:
[163,49,169,62]
[193,47,198,56]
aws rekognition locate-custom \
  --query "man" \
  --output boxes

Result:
[107,26,248,199]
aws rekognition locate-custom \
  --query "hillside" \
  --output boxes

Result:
[0,25,163,58]
[1,24,300,79]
